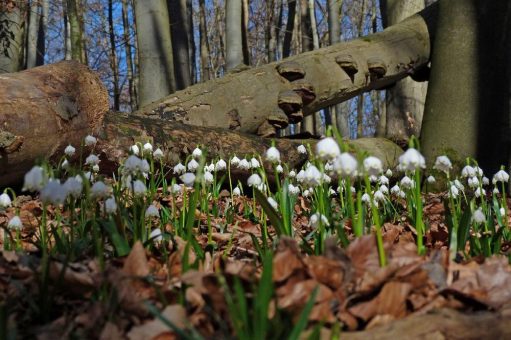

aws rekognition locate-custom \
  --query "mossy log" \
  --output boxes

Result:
[134,4,437,136]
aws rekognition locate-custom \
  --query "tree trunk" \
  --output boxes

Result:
[225,0,243,70]
[121,0,137,110]
[25,0,40,69]
[266,0,276,62]
[108,0,120,110]
[241,0,250,66]
[133,2,437,136]
[186,0,196,83]
[35,0,48,66]
[283,0,297,58]
[0,61,108,186]
[380,0,427,143]
[66,0,85,63]
[198,0,211,81]
[133,0,175,107]
[0,0,24,74]
[168,0,192,90]
[64,5,72,61]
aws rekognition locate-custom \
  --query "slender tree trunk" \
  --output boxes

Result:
[25,0,39,69]
[64,3,72,61]
[266,0,275,62]
[308,0,319,50]
[213,0,226,74]
[186,0,196,83]
[225,0,243,70]
[121,0,137,110]
[108,0,120,110]
[35,0,48,66]
[131,0,140,105]
[283,0,296,58]
[168,0,192,90]
[0,0,24,73]
[66,0,86,63]
[241,0,250,65]
[355,0,367,137]
[198,0,211,81]
[133,0,175,107]
[276,0,284,59]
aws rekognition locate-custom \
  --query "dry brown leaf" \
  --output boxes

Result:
[127,305,187,340]
[123,241,150,277]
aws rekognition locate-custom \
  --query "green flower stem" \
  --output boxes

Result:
[414,170,425,255]
[363,176,386,267]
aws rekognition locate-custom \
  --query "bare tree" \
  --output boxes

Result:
[168,0,192,90]
[0,0,24,73]
[225,0,243,70]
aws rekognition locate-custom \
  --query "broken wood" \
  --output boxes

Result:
[134,4,437,136]
[0,61,108,186]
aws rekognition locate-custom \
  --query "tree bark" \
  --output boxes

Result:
[35,0,47,66]
[25,0,40,69]
[108,0,120,110]
[0,0,24,74]
[66,0,85,64]
[134,4,437,136]
[186,0,196,83]
[225,0,243,70]
[198,0,211,81]
[121,0,137,110]
[241,0,250,66]
[0,61,108,186]
[283,0,297,58]
[168,0,192,90]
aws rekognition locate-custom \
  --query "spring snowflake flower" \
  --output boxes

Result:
[40,180,68,205]
[434,155,452,174]
[64,145,76,157]
[145,204,159,218]
[316,137,340,161]
[267,197,278,210]
[482,177,490,186]
[64,177,83,198]
[204,171,214,184]
[289,170,296,178]
[385,169,393,177]
[493,170,509,184]
[461,165,476,178]
[276,164,284,173]
[105,197,117,214]
[324,162,334,172]
[83,171,93,182]
[61,159,70,170]
[333,153,358,178]
[288,184,300,195]
[150,228,163,242]
[472,208,486,224]
[454,179,464,191]
[187,159,199,172]
[90,181,110,199]
[143,142,153,153]
[400,176,414,190]
[0,193,12,209]
[204,163,215,173]
[232,186,241,196]
[265,147,281,163]
[448,185,459,198]
[247,174,262,187]
[85,154,100,166]
[493,187,500,195]
[297,144,307,154]
[363,156,383,176]
[23,166,47,192]
[215,159,227,171]
[8,216,22,230]
[180,173,196,187]
[84,135,97,146]
[374,190,385,202]
[153,148,164,160]
[309,213,329,228]
[230,156,240,166]
[379,185,389,194]
[250,158,260,168]
[192,147,202,159]
[173,163,186,175]
[132,180,147,196]
[390,184,401,196]
[398,148,426,172]
[427,175,436,184]
[361,193,371,203]
[171,184,182,194]
[500,207,506,216]
[237,159,250,170]
[130,144,140,155]
[296,170,306,183]
[92,164,100,173]
[302,189,311,197]
[123,155,144,175]
[303,165,322,187]
[468,177,479,189]
[474,187,486,198]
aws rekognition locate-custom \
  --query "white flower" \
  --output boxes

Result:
[500,207,506,217]
[390,184,401,195]
[83,171,93,182]
[40,180,68,205]
[61,159,70,170]
[150,228,163,242]
[0,193,12,209]
[309,213,329,228]
[454,179,464,191]
[296,170,306,183]
[385,169,393,177]
[323,174,331,184]
[267,197,278,210]
[85,154,100,166]
[84,135,97,146]
[297,145,307,154]
[363,156,383,176]
[474,187,486,198]
[250,158,260,168]
[302,189,311,197]
[398,148,425,172]
[237,159,250,170]
[374,190,385,202]
[8,216,22,230]
[143,142,153,153]
[265,147,281,163]
[379,185,389,194]
[145,204,159,218]
[427,175,436,184]
[90,181,110,199]
[324,162,334,172]
[192,147,202,159]
[379,175,389,186]
[448,185,459,198]
[247,174,262,187]
[472,208,486,224]
[400,176,414,190]
[153,148,164,160]
[434,155,452,174]
[105,197,117,214]
[493,170,509,183]
[316,137,340,160]
[123,155,143,175]
[232,186,241,196]
[132,180,147,196]
[276,164,284,173]
[204,171,214,184]
[130,144,140,155]
[230,156,240,166]
[333,153,358,178]
[482,177,490,186]
[141,159,150,173]
[180,173,196,187]
[187,159,199,172]
[92,164,100,173]
[369,175,378,183]
[329,188,336,196]
[493,187,500,195]
[171,184,182,194]
[64,145,76,157]
[64,177,82,198]
[173,163,186,175]
[468,177,479,189]
[288,184,300,195]
[215,159,227,171]
[289,170,296,178]
[303,165,322,187]
[361,193,371,203]
[23,166,47,191]
[461,165,476,178]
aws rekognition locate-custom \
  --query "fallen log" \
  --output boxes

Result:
[0,61,108,186]
[135,3,437,136]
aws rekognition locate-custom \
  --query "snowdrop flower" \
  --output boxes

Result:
[448,185,459,198]
[171,184,182,194]
[250,158,260,168]
[187,159,199,172]
[385,169,393,177]
[40,180,68,205]
[64,145,76,157]
[180,173,196,187]
[296,170,306,183]
[427,175,436,184]
[215,159,227,171]
[247,174,262,187]
[232,186,241,196]
[153,148,164,160]
[363,156,383,176]
[468,177,479,189]
[333,153,358,178]
[64,177,82,198]
[374,190,385,202]
[461,165,476,178]
[173,162,186,175]
[145,204,159,218]
[400,176,414,190]
[434,155,452,174]
[303,165,322,187]
[500,207,506,217]
[90,181,110,199]
[379,185,389,194]
[84,135,97,146]
[454,179,464,191]
[361,193,371,203]
[316,137,340,160]
[474,187,486,198]
[0,193,12,209]
[85,154,100,166]
[390,184,401,196]
[472,208,486,224]
[482,177,489,186]
[238,159,250,170]
[267,197,278,210]
[288,184,300,195]
[23,166,47,192]
[309,213,329,228]
[8,216,22,230]
[398,148,426,172]
[192,147,202,159]
[265,147,281,163]
[297,144,307,154]
[130,144,140,155]
[105,197,117,214]
[493,170,509,183]
[143,142,153,153]
[150,228,163,242]
[204,171,214,184]
[230,155,240,166]
[289,170,296,178]
[276,164,284,173]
